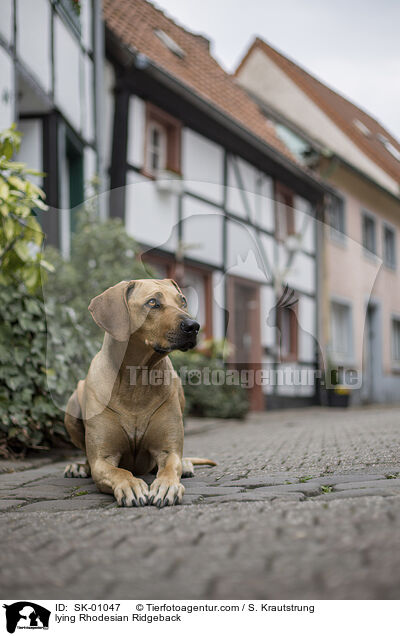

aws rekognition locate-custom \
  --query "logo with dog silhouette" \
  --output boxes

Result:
[3,602,50,633]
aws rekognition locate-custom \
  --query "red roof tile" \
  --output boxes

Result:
[103,0,294,162]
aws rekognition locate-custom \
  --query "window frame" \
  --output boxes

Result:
[330,298,354,363]
[382,222,397,270]
[391,316,400,368]
[143,103,181,177]
[328,195,346,244]
[361,209,378,257]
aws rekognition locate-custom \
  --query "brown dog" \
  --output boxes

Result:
[63,278,215,507]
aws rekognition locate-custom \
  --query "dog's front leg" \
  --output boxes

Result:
[91,458,149,507]
[148,451,184,508]
[86,418,149,507]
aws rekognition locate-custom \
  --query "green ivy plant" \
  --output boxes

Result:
[0,125,53,293]
[0,285,96,457]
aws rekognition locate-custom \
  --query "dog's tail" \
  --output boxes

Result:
[185,457,217,466]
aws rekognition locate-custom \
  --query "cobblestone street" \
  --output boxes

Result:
[1,406,400,600]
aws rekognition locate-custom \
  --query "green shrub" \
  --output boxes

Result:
[0,125,53,293]
[171,344,249,419]
[44,206,154,343]
[0,285,96,457]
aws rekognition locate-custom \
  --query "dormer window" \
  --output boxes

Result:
[154,29,185,59]
[353,119,371,136]
[377,134,400,161]
[144,103,181,176]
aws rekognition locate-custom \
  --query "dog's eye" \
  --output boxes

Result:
[181,297,187,309]
[146,298,160,308]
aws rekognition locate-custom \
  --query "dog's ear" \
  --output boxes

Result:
[88,281,135,341]
[167,279,183,294]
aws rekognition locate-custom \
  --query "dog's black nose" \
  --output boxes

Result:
[180,318,200,334]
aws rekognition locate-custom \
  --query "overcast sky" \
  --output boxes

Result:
[153,0,400,141]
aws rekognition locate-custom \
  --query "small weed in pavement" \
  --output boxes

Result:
[321,485,333,494]
[299,476,313,483]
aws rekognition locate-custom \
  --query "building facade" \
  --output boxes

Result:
[236,37,400,404]
[0,0,343,410]
[0,0,104,257]
[103,0,336,409]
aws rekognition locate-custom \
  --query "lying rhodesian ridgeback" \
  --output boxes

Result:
[63,278,215,507]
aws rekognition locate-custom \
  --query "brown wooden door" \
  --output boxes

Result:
[227,276,264,411]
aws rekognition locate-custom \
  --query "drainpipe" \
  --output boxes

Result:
[93,0,107,220]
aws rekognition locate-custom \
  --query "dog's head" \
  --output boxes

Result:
[88,279,200,352]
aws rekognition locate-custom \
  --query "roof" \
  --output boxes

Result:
[103,0,294,162]
[236,37,400,184]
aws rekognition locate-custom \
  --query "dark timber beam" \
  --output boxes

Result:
[109,79,130,219]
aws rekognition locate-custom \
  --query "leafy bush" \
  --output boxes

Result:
[0,285,96,457]
[44,206,154,342]
[171,343,249,419]
[0,125,53,293]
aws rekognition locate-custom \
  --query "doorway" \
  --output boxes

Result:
[227,276,263,411]
[361,302,381,403]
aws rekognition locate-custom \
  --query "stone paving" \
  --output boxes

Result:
[1,406,400,599]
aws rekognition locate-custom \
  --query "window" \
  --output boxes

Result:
[278,305,298,360]
[330,301,352,359]
[146,122,167,173]
[328,196,345,238]
[275,182,295,240]
[144,103,181,176]
[154,29,185,59]
[362,212,377,255]
[383,224,396,269]
[353,119,371,137]
[392,318,400,364]
[377,134,400,161]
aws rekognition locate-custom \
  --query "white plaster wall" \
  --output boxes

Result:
[237,48,398,195]
[17,0,51,94]
[227,220,269,282]
[298,295,316,363]
[17,119,42,185]
[294,195,316,254]
[211,270,225,341]
[226,156,259,221]
[0,1,13,44]
[255,175,275,231]
[260,284,276,348]
[125,171,178,252]
[0,47,14,130]
[127,95,146,168]
[84,146,97,185]
[54,15,81,130]
[182,128,224,204]
[279,244,316,295]
[82,54,94,143]
[80,0,92,51]
[259,232,276,284]
[181,195,223,267]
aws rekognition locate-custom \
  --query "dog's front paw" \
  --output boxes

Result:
[148,479,185,508]
[64,463,91,478]
[114,477,149,507]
